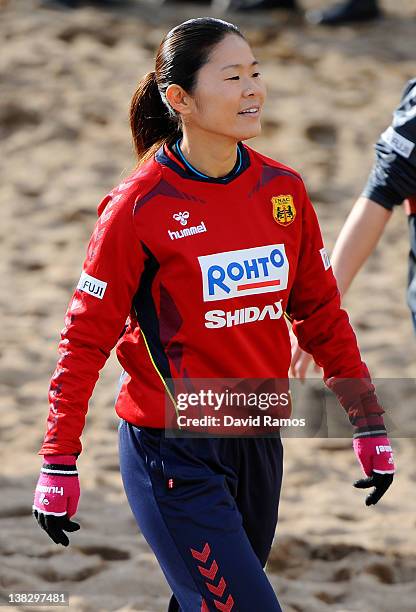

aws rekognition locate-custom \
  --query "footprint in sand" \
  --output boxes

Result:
[56,24,119,48]
[0,102,41,139]
[76,545,131,561]
[364,562,395,584]
[305,123,337,147]
[35,552,105,583]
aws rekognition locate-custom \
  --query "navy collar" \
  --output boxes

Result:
[155,139,250,184]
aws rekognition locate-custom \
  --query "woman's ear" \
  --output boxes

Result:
[165,84,192,116]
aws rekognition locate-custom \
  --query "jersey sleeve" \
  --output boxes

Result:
[38,192,145,456]
[361,140,416,210]
[288,184,386,434]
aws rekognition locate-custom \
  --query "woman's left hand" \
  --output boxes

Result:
[353,436,395,506]
[289,328,320,380]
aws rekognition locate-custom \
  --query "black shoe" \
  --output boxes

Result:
[162,0,210,4]
[41,0,128,6]
[40,0,80,7]
[306,0,380,26]
[228,0,297,12]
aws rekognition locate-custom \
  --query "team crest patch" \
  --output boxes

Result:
[272,195,296,226]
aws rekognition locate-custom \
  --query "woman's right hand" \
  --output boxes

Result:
[289,328,320,380]
[32,455,80,546]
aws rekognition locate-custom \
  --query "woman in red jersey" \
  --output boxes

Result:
[33,18,395,612]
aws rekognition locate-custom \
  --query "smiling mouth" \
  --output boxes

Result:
[238,107,260,115]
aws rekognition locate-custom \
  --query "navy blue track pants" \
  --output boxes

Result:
[118,420,284,612]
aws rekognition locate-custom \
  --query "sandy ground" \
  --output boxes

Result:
[0,0,415,610]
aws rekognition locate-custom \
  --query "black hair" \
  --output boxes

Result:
[130,18,245,165]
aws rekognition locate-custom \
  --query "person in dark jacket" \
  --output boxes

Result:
[231,0,381,27]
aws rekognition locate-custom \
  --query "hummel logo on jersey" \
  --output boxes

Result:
[173,211,190,226]
[198,244,289,302]
[168,213,207,240]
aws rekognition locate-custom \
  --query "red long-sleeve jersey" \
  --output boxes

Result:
[39,142,383,455]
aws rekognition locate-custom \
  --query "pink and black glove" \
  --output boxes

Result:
[32,455,80,546]
[353,436,395,506]
[326,371,395,506]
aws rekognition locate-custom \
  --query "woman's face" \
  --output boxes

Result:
[185,34,266,142]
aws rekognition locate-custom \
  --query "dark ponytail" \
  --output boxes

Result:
[129,18,245,166]
[130,70,179,166]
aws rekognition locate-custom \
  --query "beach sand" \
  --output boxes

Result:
[1,0,415,610]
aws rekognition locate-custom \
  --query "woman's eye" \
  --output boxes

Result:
[225,72,261,81]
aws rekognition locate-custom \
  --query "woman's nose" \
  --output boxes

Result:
[243,78,262,98]
[243,83,256,97]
